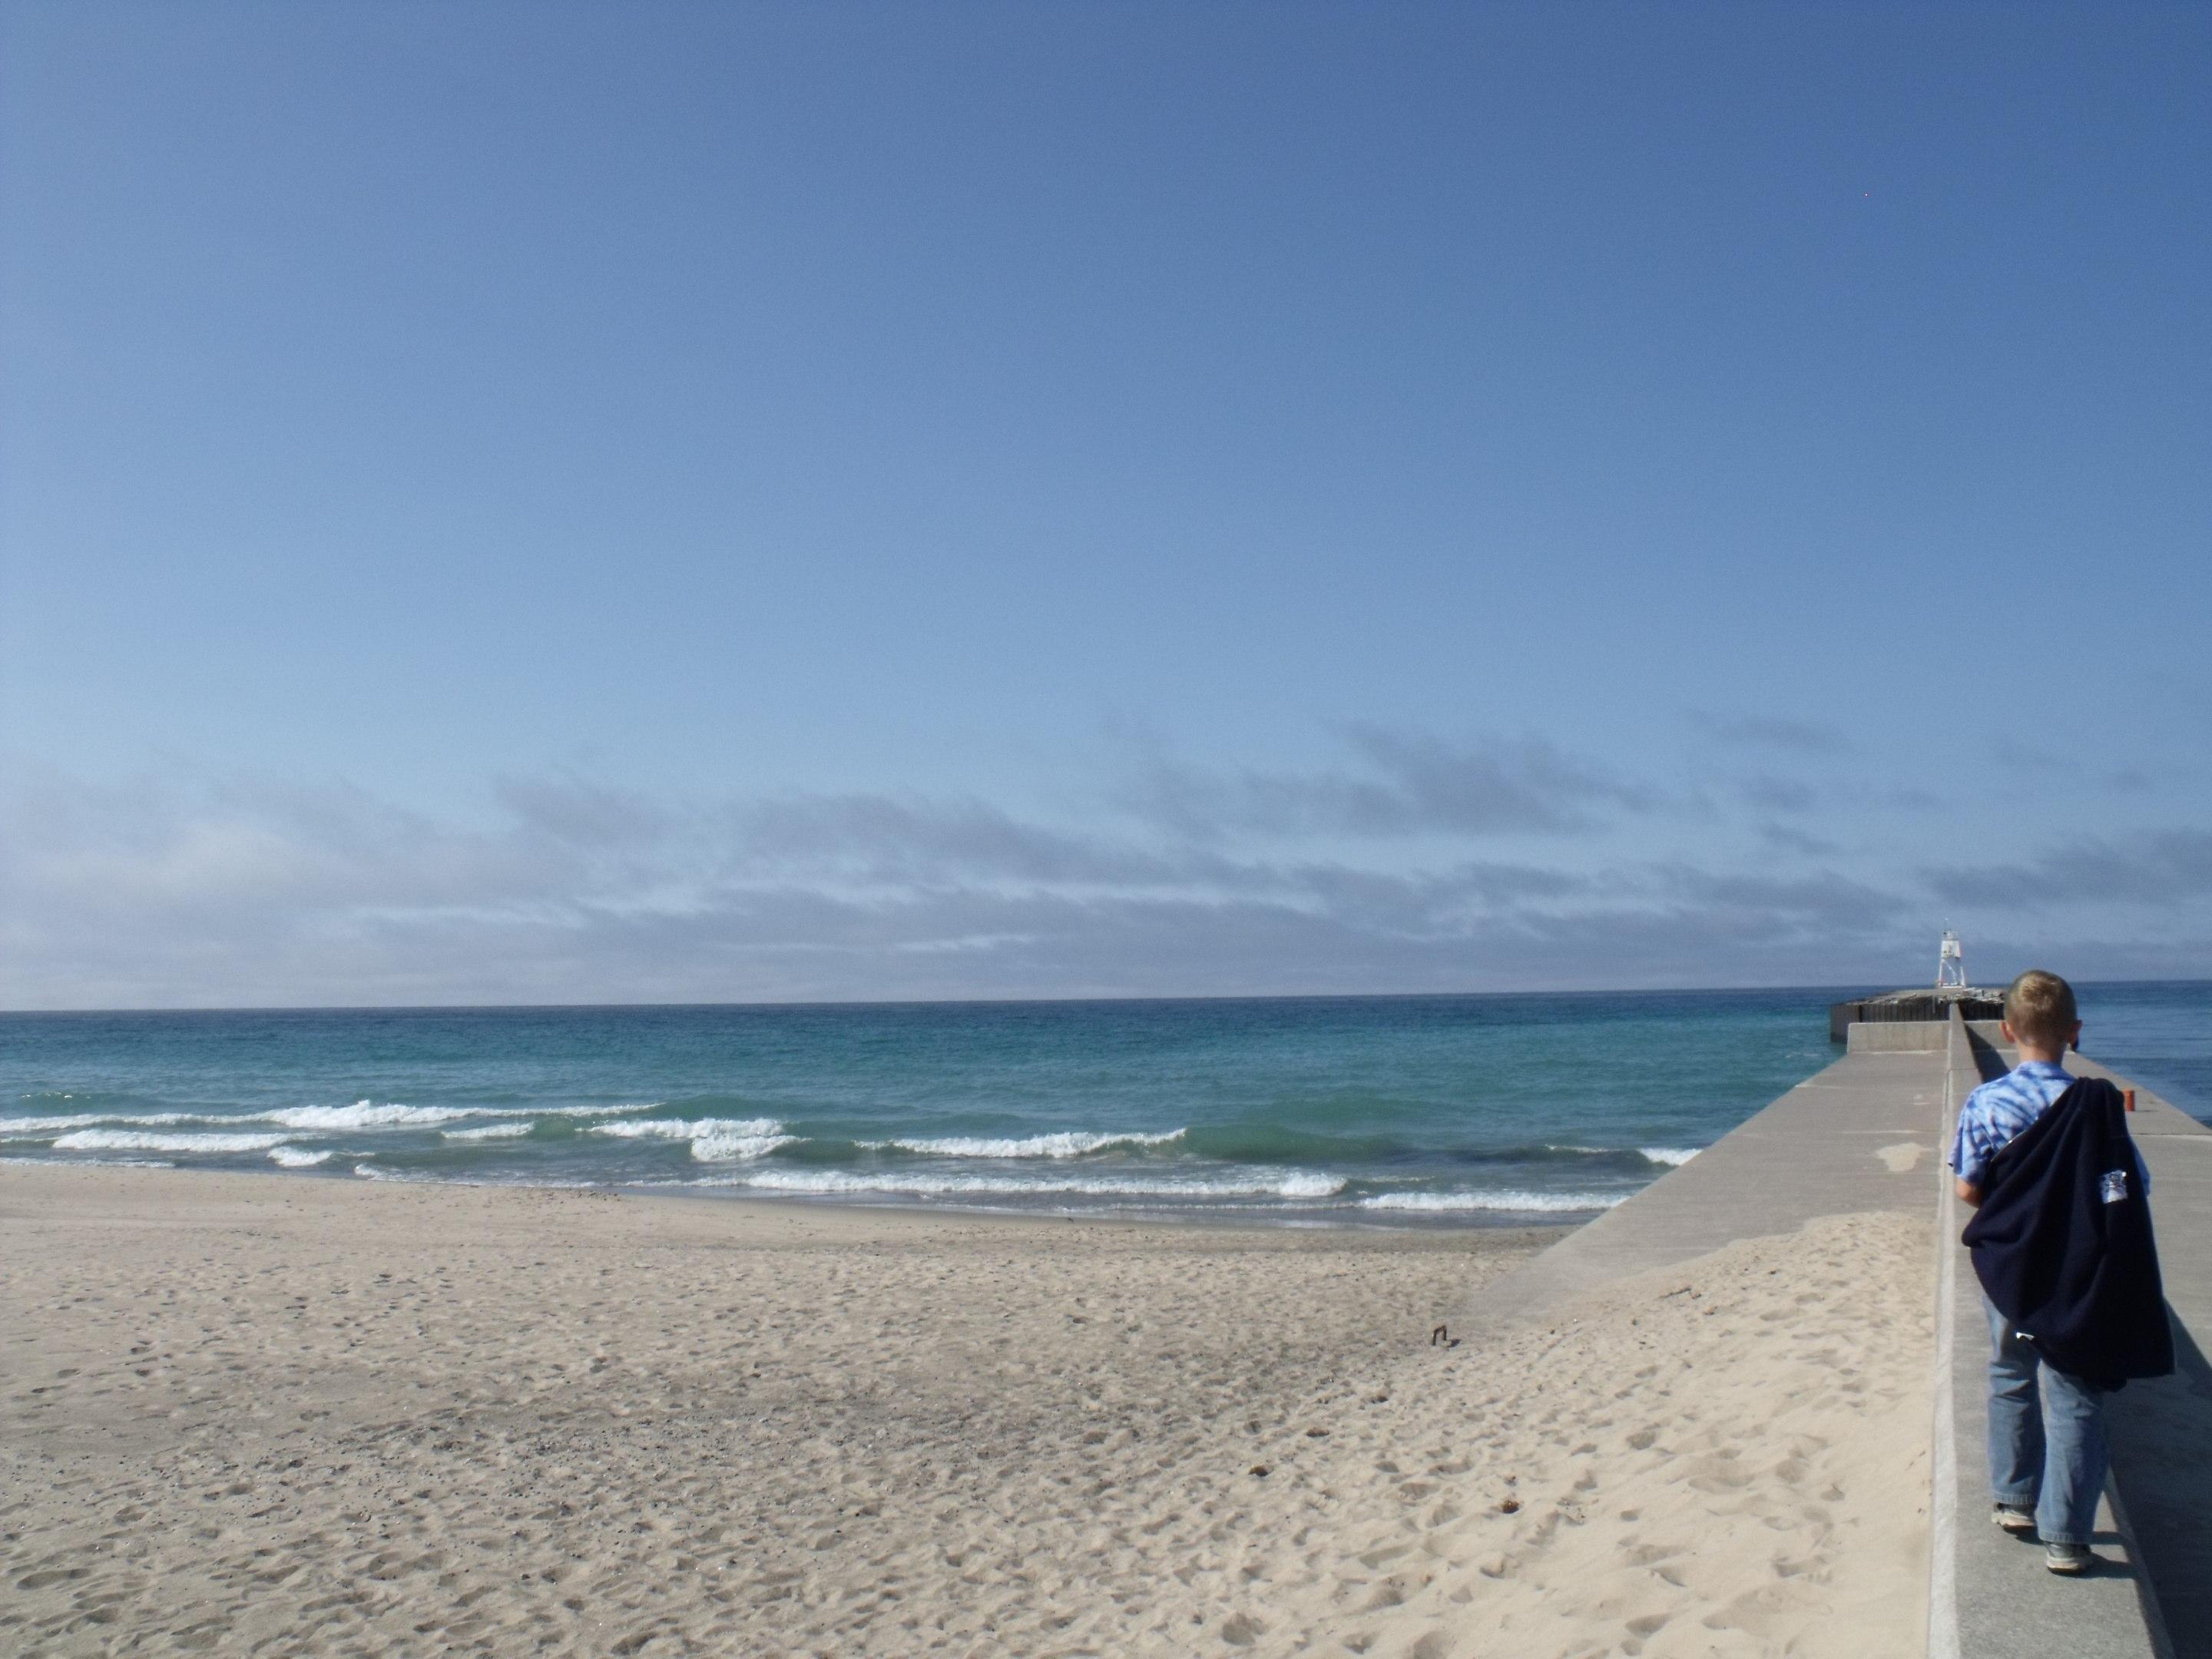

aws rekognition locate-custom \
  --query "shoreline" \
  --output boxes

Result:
[2,1158,1931,1656]
[1,1153,1613,1232]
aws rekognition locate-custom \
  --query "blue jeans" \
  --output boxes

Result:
[1984,1293,2110,1545]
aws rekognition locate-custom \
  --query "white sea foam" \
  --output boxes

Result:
[584,1117,793,1161]
[257,1100,641,1131]
[2,1111,213,1136]
[8,1104,480,1137]
[725,1167,1346,1200]
[1359,1189,1628,1214]
[690,1131,796,1161]
[442,1122,535,1141]
[27,1101,656,1137]
[505,1103,660,1119]
[1545,1143,1702,1168]
[268,1145,334,1167]
[263,1101,476,1131]
[51,1128,296,1154]
[590,1116,783,1141]
[884,1129,1187,1159]
[4,1101,676,1143]
[351,1164,597,1191]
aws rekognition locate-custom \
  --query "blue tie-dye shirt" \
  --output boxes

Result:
[1949,1058,2149,1194]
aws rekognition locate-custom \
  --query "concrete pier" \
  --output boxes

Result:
[1830,986,2008,1044]
[1462,1005,2211,1659]
[1459,1033,1943,1325]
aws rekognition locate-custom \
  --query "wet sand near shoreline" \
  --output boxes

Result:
[2,1164,1929,1657]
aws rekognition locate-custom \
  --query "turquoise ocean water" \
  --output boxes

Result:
[4,983,2204,1225]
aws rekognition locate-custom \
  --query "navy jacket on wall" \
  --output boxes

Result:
[1962,1076,2174,1388]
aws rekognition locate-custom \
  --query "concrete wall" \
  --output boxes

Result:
[2070,1048,2212,1657]
[1848,1020,1949,1052]
[1843,1018,2015,1055]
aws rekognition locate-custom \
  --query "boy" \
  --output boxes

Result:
[1949,969,2154,1575]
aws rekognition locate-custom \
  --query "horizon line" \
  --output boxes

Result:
[5,976,2207,1018]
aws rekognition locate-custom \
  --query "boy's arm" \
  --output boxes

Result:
[1949,1094,1988,1209]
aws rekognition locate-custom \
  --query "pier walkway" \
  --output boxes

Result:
[1460,1008,2210,1659]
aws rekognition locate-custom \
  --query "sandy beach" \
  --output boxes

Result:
[1,1165,1930,1657]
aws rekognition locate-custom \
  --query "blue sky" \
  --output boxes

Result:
[2,2,2207,1008]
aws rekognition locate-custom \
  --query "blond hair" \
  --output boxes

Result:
[2005,969,2078,1048]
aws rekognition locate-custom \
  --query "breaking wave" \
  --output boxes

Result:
[1359,1189,1628,1214]
[262,1101,476,1131]
[1,1100,661,1139]
[1,1111,209,1136]
[587,1118,793,1161]
[879,1129,1187,1159]
[693,1131,795,1161]
[722,1167,1346,1200]
[589,1116,781,1141]
[51,1128,296,1154]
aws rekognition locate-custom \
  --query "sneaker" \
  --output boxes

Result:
[1992,1502,2037,1533]
[2045,1541,2093,1575]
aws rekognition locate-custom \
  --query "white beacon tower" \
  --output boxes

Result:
[1937,929,1967,991]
